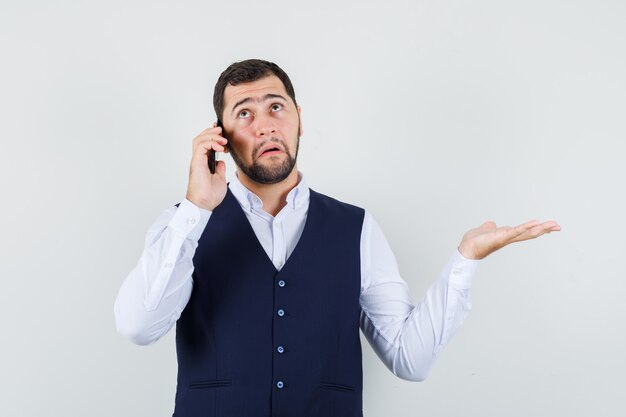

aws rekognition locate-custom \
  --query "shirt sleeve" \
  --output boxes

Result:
[359,211,479,381]
[113,198,211,346]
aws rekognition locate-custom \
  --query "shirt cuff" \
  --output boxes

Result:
[167,198,212,241]
[447,248,480,289]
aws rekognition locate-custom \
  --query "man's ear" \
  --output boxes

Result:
[297,105,303,136]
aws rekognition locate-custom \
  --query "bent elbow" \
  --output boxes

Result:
[114,302,161,346]
[115,322,158,346]
[395,367,430,382]
[115,319,159,346]
[403,373,428,382]
[392,349,435,382]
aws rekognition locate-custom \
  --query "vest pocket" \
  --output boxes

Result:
[189,379,232,389]
[177,379,234,417]
[314,382,359,417]
[320,382,354,392]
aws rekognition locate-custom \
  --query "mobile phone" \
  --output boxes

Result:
[208,119,226,174]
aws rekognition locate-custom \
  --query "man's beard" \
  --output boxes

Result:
[228,123,300,185]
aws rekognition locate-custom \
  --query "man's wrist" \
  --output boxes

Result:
[457,242,482,260]
[185,193,215,211]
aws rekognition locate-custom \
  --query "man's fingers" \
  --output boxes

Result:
[501,220,540,239]
[510,221,561,243]
[193,135,228,153]
[209,142,226,152]
[189,137,229,169]
[199,125,222,134]
[548,224,562,232]
[198,141,225,153]
[462,219,560,259]
[195,134,228,146]
[516,220,541,231]
[491,219,558,246]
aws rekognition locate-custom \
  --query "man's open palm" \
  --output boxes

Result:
[458,220,561,260]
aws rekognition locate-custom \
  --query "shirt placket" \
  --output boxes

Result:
[272,217,286,270]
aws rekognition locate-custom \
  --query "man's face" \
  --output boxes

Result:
[221,75,303,185]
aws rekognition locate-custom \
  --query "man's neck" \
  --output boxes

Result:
[236,167,300,217]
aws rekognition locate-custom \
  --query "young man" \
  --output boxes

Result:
[114,59,560,417]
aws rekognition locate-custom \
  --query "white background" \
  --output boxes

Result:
[1,1,624,416]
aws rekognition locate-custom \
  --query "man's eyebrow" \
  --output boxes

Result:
[230,93,288,115]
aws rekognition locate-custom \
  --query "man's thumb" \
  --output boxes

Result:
[216,160,226,178]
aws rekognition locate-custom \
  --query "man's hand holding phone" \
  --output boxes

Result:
[185,122,229,211]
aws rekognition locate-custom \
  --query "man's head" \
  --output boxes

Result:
[213,59,303,185]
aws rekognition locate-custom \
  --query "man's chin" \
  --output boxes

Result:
[236,163,295,185]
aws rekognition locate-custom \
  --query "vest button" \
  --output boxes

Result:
[277,308,285,317]
[277,345,285,354]
[276,380,284,389]
[278,280,286,287]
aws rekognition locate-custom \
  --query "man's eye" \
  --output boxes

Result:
[271,103,282,111]
[238,110,250,118]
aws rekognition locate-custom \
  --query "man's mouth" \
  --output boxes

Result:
[259,146,284,157]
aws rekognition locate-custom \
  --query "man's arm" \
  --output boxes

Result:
[113,199,211,345]
[114,123,230,345]
[359,211,479,381]
[359,213,560,381]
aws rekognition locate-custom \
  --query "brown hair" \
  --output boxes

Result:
[213,59,298,123]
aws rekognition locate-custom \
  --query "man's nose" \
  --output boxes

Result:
[254,114,277,137]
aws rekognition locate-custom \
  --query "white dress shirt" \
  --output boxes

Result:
[114,171,479,381]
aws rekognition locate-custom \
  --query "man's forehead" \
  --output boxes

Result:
[224,75,288,108]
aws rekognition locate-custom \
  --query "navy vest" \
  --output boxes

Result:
[172,186,365,417]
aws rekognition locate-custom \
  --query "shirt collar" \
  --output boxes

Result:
[229,170,310,212]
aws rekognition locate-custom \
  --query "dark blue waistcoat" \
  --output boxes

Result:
[172,186,365,417]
